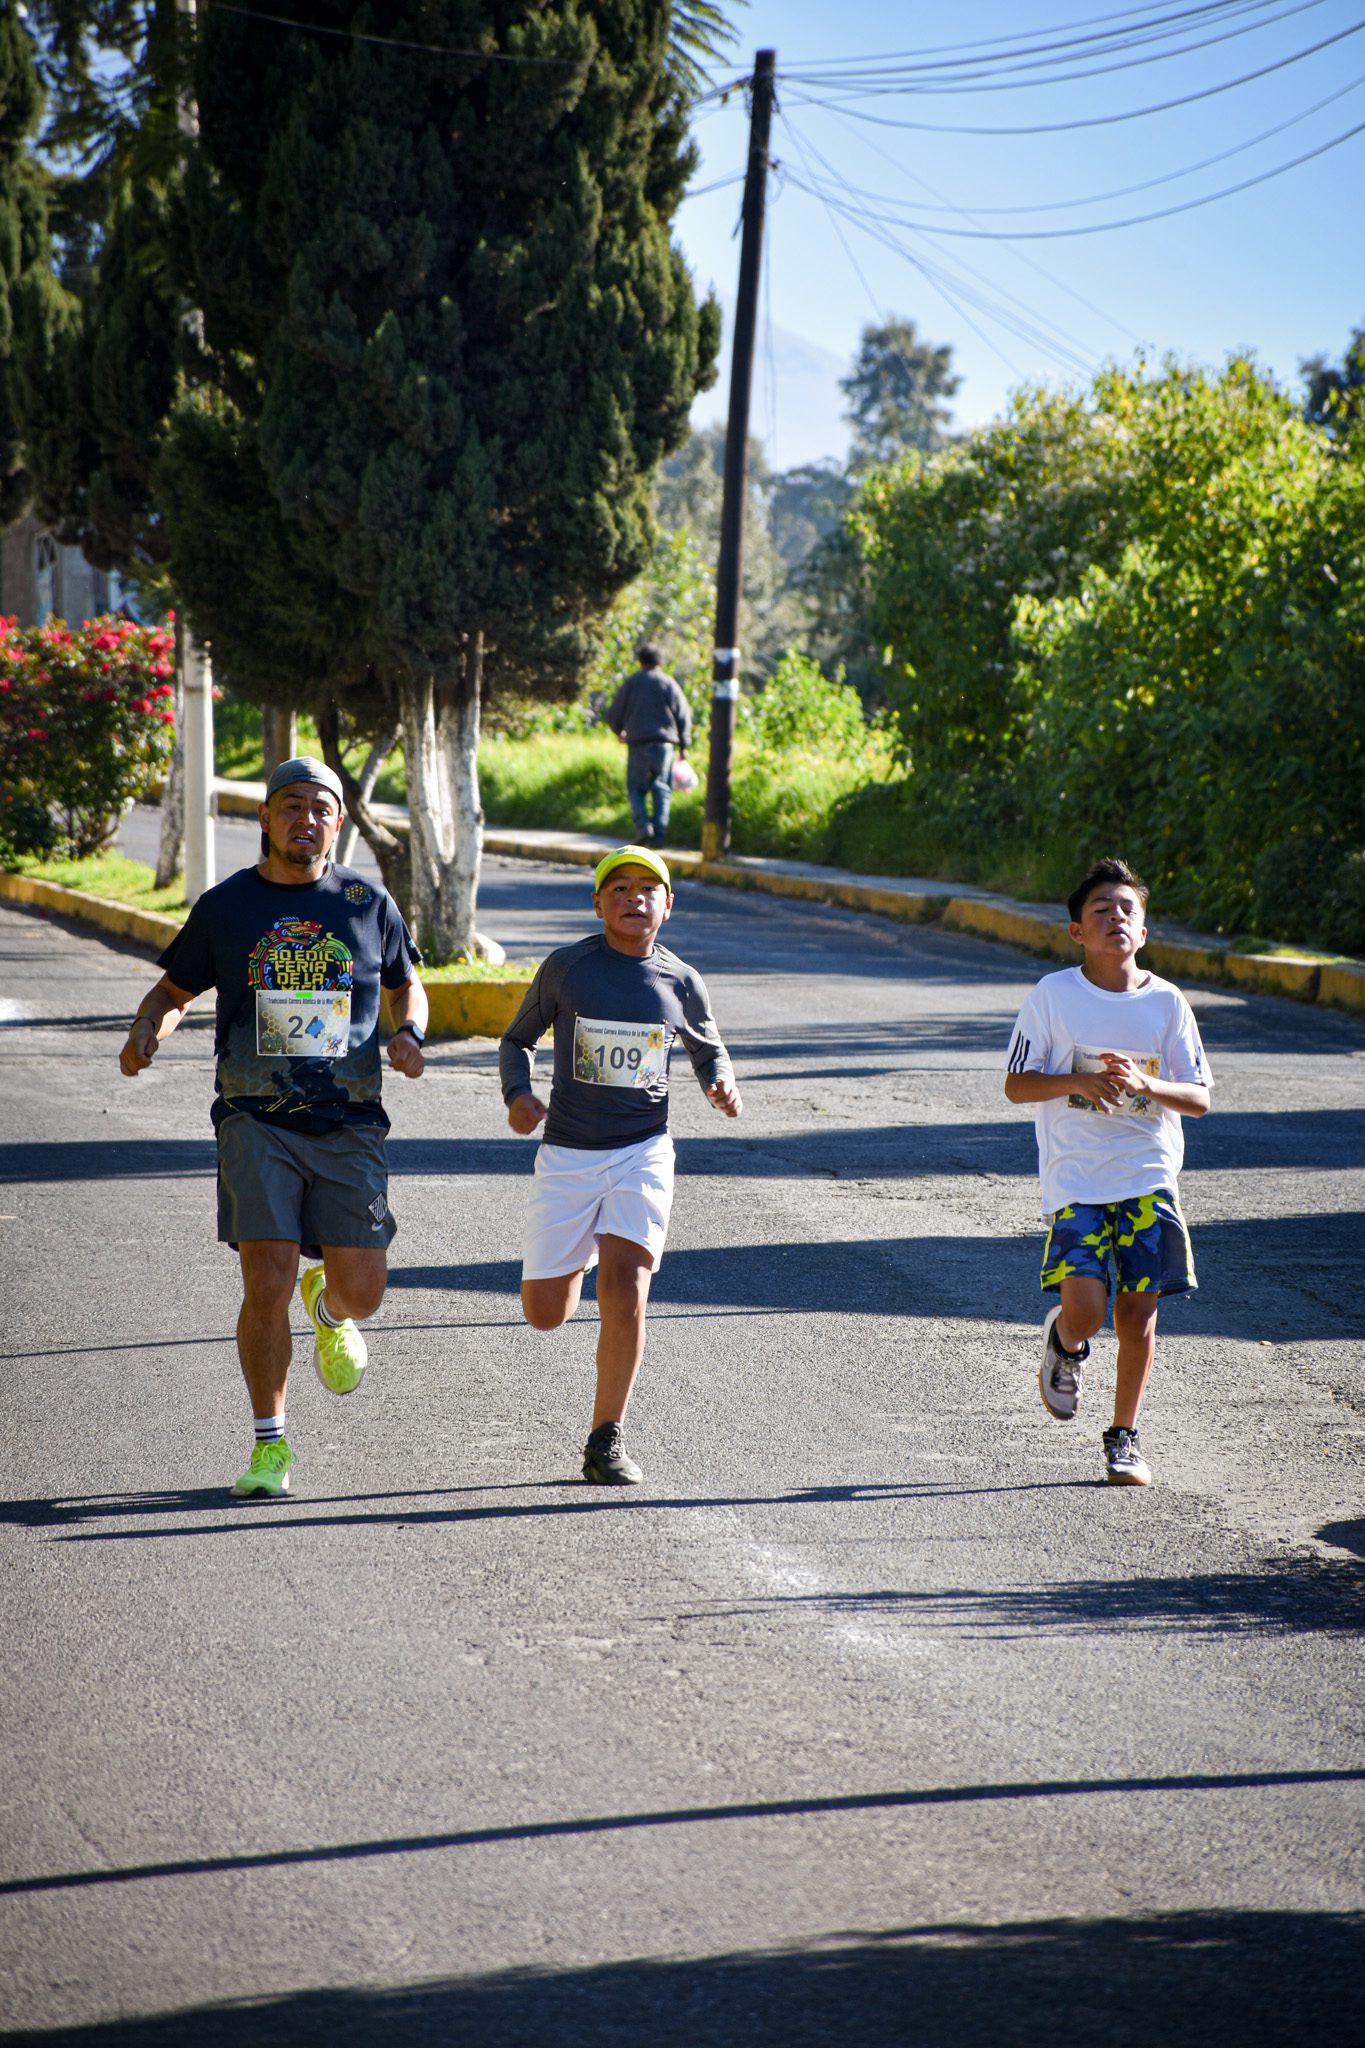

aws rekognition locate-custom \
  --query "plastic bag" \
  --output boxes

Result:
[671,757,699,793]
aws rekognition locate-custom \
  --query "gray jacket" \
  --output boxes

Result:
[607,666,692,749]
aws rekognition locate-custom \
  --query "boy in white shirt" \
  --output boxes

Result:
[1004,858,1211,1486]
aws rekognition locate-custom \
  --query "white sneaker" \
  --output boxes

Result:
[1039,1304,1088,1420]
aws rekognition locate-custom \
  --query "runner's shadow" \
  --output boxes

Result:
[7,1478,1090,1540]
[0,1480,570,1530]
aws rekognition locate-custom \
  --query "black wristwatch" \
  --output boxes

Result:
[394,1022,426,1048]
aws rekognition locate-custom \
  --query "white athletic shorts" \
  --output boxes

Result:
[521,1134,676,1281]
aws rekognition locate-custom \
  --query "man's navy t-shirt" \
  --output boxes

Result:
[158,864,421,1134]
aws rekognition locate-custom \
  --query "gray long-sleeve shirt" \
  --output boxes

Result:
[607,666,693,748]
[499,933,733,1149]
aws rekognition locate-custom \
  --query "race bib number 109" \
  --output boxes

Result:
[573,1015,669,1089]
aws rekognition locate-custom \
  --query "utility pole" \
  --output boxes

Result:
[702,47,776,863]
[177,0,215,903]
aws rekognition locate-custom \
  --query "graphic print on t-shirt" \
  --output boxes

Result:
[248,919,354,1059]
[573,1015,669,1089]
[1069,1043,1160,1116]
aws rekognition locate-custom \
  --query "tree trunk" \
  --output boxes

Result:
[334,726,398,868]
[398,637,484,962]
[154,670,186,889]
[316,704,411,914]
[262,705,296,776]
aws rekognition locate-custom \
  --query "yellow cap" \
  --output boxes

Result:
[594,845,672,894]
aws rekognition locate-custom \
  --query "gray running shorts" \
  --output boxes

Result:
[216,1114,397,1255]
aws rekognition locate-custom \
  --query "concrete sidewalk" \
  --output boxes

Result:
[3,775,1362,1021]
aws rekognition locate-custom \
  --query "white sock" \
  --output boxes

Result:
[254,1412,287,1444]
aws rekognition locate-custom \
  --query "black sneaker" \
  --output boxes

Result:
[1103,1426,1152,1486]
[583,1421,643,1485]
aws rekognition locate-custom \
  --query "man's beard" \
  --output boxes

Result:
[275,835,322,868]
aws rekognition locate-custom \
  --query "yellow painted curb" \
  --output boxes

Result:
[0,871,184,950]
[694,860,947,924]
[1138,937,1227,983]
[942,896,1075,962]
[422,979,533,1040]
[1223,953,1321,1002]
[214,783,262,817]
[1319,961,1365,1012]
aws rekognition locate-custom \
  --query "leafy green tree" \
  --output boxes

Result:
[1302,324,1365,440]
[160,1,717,958]
[767,458,852,571]
[852,380,1134,820]
[1014,357,1365,939]
[577,526,716,715]
[841,318,959,473]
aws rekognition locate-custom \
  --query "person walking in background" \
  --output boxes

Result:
[607,642,692,848]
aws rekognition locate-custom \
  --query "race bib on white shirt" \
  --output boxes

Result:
[1069,1043,1160,1116]
[573,1015,669,1089]
[256,988,352,1059]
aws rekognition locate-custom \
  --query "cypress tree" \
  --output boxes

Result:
[0,8,56,529]
[166,1,718,957]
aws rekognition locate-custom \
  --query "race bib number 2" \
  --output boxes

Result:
[573,1015,669,1089]
[256,989,351,1059]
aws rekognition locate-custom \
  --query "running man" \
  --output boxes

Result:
[499,845,741,1484]
[119,756,427,1498]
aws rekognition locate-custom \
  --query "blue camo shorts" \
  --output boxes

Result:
[1040,1188,1196,1298]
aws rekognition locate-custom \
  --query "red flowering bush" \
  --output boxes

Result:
[0,614,178,861]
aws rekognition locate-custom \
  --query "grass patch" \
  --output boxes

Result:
[420,955,538,983]
[479,727,892,862]
[12,850,190,916]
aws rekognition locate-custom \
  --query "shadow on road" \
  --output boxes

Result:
[392,1220,1355,1341]
[5,1107,1363,1190]
[3,1476,1095,1542]
[708,1558,1365,1639]
[3,1908,1363,2045]
[2,1775,1360,1898]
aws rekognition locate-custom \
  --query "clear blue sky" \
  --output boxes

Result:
[675,0,1365,469]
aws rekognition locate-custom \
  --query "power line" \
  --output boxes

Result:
[790,99,1141,348]
[765,0,1294,74]
[802,66,1365,218]
[785,0,1326,96]
[781,0,1326,95]
[781,108,1365,240]
[777,114,1097,381]
[773,15,1365,136]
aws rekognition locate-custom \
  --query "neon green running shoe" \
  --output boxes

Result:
[301,1263,367,1395]
[232,1438,296,1498]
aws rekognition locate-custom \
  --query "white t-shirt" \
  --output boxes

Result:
[1006,966,1212,1216]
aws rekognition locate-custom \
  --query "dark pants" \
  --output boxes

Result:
[626,740,675,842]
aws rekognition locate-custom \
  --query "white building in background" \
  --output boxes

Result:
[0,515,128,627]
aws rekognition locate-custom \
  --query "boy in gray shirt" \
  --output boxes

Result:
[500,845,741,1483]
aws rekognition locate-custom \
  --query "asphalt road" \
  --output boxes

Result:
[2,825,1363,2046]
